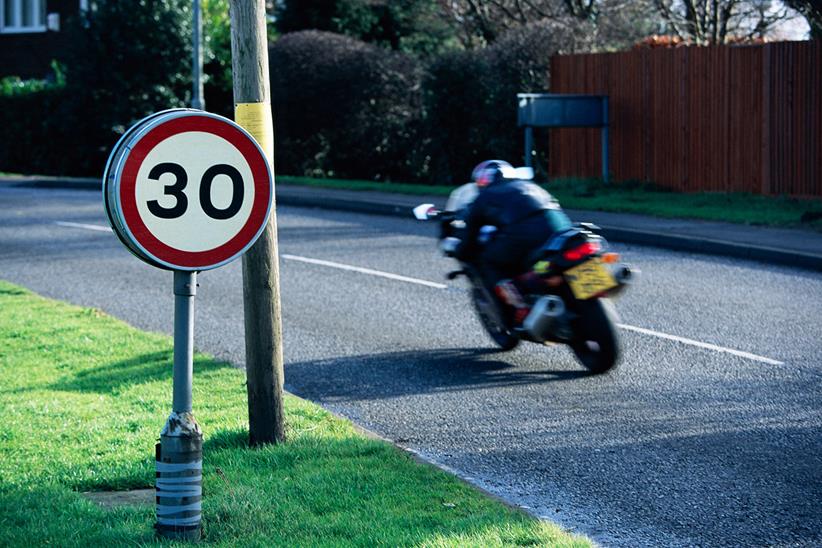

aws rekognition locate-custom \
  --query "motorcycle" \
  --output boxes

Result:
[413,180,637,374]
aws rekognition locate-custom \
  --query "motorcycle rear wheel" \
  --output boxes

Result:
[472,285,519,351]
[570,298,619,374]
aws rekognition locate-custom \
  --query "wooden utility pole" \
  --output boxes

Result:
[229,0,285,445]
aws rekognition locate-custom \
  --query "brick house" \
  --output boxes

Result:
[0,0,85,78]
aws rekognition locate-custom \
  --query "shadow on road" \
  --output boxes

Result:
[285,347,592,403]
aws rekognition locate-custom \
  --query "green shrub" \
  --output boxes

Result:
[423,49,490,184]
[0,0,198,176]
[50,0,193,176]
[275,0,459,58]
[0,68,66,175]
[0,62,65,96]
[202,0,234,118]
[423,21,578,183]
[269,30,426,181]
[268,24,573,185]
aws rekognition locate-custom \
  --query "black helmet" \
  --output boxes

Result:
[471,160,513,188]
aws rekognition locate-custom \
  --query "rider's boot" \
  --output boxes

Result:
[494,279,531,326]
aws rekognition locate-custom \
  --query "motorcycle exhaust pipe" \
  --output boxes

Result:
[614,265,633,285]
[523,295,568,341]
[607,264,638,298]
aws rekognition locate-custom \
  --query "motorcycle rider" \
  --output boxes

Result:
[455,160,572,324]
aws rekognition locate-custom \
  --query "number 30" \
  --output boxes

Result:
[147,162,244,220]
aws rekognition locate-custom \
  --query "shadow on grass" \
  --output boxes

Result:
[0,286,27,296]
[48,350,172,394]
[49,351,228,395]
[204,428,248,452]
[286,347,591,403]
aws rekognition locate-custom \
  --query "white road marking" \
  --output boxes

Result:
[55,221,113,233]
[283,252,783,365]
[282,254,448,289]
[55,220,783,365]
[617,323,784,365]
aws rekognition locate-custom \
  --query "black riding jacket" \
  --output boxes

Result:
[457,179,565,262]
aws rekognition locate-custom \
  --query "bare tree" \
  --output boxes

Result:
[783,0,822,37]
[438,0,660,47]
[653,0,803,44]
[437,0,603,45]
[439,0,808,48]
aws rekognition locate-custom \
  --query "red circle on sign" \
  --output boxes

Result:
[119,114,271,270]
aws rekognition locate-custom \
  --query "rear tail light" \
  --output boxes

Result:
[601,252,620,264]
[563,241,601,261]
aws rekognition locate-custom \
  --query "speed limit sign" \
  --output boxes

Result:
[103,109,275,538]
[104,109,273,271]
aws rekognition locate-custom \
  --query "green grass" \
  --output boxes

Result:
[278,175,822,231]
[0,281,589,547]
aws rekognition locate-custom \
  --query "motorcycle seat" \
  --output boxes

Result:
[524,227,579,267]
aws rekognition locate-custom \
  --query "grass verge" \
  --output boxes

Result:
[278,175,822,231]
[0,280,589,547]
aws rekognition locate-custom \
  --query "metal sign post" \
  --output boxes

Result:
[103,108,273,539]
[192,0,204,111]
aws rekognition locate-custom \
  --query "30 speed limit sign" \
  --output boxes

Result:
[104,109,273,271]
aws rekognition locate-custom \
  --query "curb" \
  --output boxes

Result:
[8,176,822,272]
[594,225,822,272]
[4,176,100,190]
[275,192,413,218]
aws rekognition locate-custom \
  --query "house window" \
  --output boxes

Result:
[0,0,46,33]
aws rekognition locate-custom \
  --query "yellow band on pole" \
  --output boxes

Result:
[234,102,274,163]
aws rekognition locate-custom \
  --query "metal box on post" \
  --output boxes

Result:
[517,93,610,182]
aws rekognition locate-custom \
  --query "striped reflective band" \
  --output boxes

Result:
[156,460,202,473]
[157,502,202,515]
[156,515,202,527]
[156,459,202,528]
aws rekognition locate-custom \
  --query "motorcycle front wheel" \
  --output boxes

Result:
[471,284,519,351]
[570,298,619,374]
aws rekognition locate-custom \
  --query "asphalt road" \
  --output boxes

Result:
[1,184,820,547]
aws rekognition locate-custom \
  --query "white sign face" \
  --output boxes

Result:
[134,131,256,253]
[104,110,272,271]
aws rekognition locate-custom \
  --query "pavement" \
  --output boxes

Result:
[4,174,822,271]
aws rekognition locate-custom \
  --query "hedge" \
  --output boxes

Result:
[270,30,426,182]
[0,78,66,175]
[2,22,576,184]
[269,24,573,184]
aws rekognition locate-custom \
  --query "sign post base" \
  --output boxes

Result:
[156,412,203,540]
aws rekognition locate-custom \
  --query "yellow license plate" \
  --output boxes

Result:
[565,258,617,300]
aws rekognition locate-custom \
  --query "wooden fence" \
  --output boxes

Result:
[548,41,822,197]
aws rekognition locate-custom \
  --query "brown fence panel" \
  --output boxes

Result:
[766,40,822,197]
[726,45,763,193]
[548,54,602,178]
[548,41,822,197]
